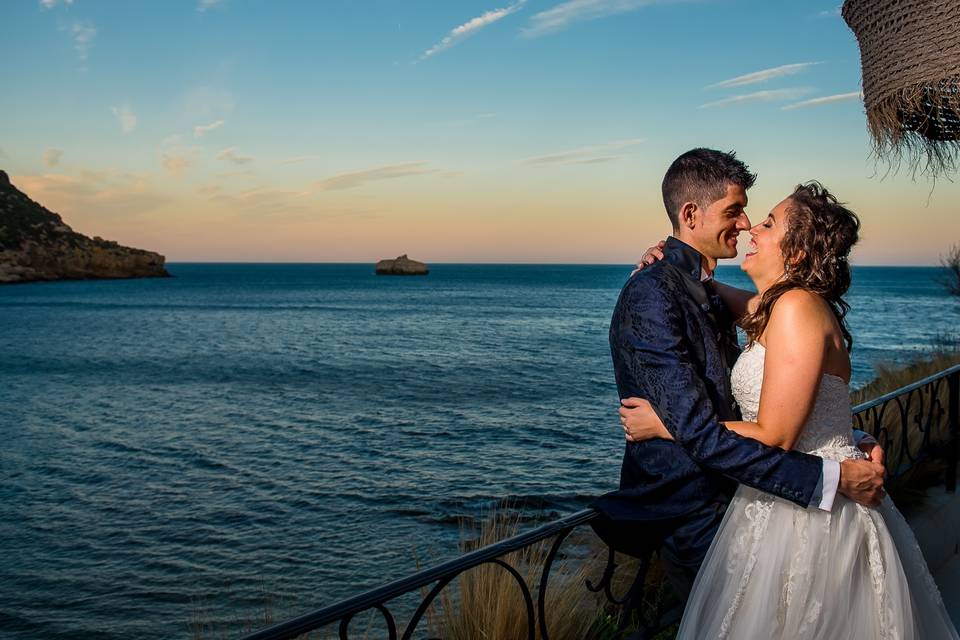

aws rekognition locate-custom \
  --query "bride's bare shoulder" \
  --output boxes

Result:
[768,289,834,331]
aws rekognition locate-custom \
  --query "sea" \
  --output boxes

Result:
[1,264,956,639]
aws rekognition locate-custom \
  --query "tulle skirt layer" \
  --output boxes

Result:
[676,486,958,640]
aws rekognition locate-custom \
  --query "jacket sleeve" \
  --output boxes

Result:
[613,275,823,508]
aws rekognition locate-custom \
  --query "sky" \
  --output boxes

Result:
[1,0,958,264]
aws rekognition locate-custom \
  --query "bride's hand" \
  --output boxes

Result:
[631,240,667,276]
[619,397,674,442]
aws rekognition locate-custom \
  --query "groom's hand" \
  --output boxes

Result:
[838,458,886,507]
[858,441,886,476]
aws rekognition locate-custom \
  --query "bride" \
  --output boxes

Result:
[621,182,958,639]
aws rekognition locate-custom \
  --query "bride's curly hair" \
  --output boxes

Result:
[741,181,860,351]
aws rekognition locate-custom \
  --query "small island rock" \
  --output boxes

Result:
[0,169,170,284]
[375,254,429,276]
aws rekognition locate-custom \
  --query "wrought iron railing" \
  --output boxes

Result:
[240,364,960,640]
[853,364,960,489]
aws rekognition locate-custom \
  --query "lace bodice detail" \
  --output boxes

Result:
[730,343,859,460]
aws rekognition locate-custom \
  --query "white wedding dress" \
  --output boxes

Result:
[676,343,959,640]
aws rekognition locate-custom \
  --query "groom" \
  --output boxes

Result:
[592,148,886,597]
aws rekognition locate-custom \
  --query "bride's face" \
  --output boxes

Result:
[742,197,790,282]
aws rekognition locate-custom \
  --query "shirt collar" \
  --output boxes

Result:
[664,236,712,282]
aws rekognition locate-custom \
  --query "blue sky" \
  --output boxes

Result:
[1,0,957,263]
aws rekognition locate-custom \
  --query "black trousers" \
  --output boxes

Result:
[657,497,728,600]
[590,497,729,602]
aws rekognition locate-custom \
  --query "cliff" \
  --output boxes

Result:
[0,170,170,284]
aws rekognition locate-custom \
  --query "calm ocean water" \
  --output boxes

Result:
[1,264,956,639]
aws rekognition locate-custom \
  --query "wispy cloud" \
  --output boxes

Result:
[208,187,319,220]
[111,104,137,133]
[43,148,64,167]
[162,154,192,176]
[71,21,97,61]
[522,138,645,166]
[193,119,225,138]
[707,62,821,90]
[817,7,841,18]
[13,170,171,218]
[522,0,678,38]
[215,169,255,180]
[160,137,202,176]
[781,91,862,110]
[40,0,74,8]
[313,162,437,191]
[198,0,225,12]
[422,2,526,59]
[279,155,323,165]
[699,88,813,109]
[217,147,254,165]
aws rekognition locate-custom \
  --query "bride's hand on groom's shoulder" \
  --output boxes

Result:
[619,397,673,442]
[631,240,667,276]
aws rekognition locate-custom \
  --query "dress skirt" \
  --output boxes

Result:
[676,485,959,639]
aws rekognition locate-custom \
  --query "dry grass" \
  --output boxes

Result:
[422,511,607,640]
[851,347,960,404]
[419,510,679,640]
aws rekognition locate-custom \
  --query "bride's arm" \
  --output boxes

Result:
[621,290,830,450]
[712,280,757,325]
[735,290,831,449]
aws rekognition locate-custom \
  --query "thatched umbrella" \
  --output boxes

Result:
[843,0,960,176]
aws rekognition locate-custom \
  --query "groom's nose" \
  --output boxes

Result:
[736,212,751,230]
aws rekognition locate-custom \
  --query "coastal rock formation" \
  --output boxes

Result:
[0,170,169,284]
[375,254,429,276]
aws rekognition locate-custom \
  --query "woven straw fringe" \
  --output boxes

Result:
[866,78,960,178]
[843,0,960,178]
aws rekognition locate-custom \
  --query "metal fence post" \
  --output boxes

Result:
[949,370,959,493]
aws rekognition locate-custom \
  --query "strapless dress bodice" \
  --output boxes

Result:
[731,342,861,460]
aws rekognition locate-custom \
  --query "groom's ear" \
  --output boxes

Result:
[679,201,699,229]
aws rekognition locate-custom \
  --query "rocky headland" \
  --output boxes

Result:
[375,254,429,276]
[0,170,169,284]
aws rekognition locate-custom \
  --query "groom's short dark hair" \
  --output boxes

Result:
[661,148,756,231]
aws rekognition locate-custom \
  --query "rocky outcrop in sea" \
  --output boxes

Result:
[0,170,170,284]
[375,254,429,275]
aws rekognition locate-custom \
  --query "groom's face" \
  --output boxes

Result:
[695,183,751,260]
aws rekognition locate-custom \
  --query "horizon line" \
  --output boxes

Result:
[162,261,945,267]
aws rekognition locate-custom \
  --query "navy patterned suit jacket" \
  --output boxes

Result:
[593,237,823,526]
